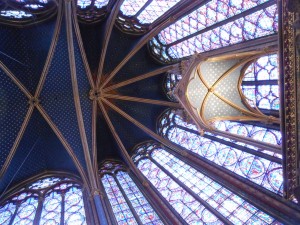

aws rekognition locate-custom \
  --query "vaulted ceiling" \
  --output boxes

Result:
[0,0,182,194]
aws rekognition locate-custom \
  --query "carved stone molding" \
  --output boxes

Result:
[282,0,299,200]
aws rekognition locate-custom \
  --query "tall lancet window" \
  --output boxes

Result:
[117,0,184,33]
[240,53,280,114]
[149,0,278,63]
[157,108,283,195]
[211,120,282,146]
[0,175,87,225]
[99,161,164,225]
[133,142,283,224]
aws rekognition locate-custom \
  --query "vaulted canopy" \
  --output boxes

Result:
[0,0,299,224]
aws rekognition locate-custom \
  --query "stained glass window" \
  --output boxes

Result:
[100,161,164,225]
[77,0,110,9]
[241,54,280,113]
[77,0,111,23]
[212,120,282,146]
[0,10,33,18]
[0,176,87,225]
[133,142,282,224]
[0,0,57,25]
[164,73,182,102]
[117,0,183,33]
[157,108,283,195]
[149,0,278,62]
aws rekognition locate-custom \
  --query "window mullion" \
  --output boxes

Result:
[98,178,119,225]
[133,159,188,225]
[129,171,174,225]
[113,175,144,225]
[60,193,65,225]
[204,133,281,163]
[165,0,277,48]
[149,157,234,225]
[134,0,154,18]
[242,80,278,86]
[8,204,19,225]
[33,196,44,225]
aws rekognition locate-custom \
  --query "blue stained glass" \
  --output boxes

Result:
[101,174,138,225]
[64,187,87,225]
[0,10,32,18]
[116,171,164,224]
[147,147,279,224]
[12,197,39,225]
[158,109,283,195]
[120,0,183,26]
[158,0,270,45]
[137,0,181,24]
[77,0,92,8]
[40,192,62,225]
[136,158,222,224]
[77,0,109,8]
[151,3,278,62]
[242,54,280,111]
[28,177,68,190]
[120,0,149,16]
[212,120,282,146]
[164,73,182,101]
[0,202,16,225]
[0,177,86,225]
[94,0,110,8]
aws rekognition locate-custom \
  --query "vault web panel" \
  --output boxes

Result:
[72,24,93,156]
[40,16,87,172]
[0,18,56,94]
[0,68,29,172]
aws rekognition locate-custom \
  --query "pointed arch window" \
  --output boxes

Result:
[211,120,282,146]
[0,175,87,225]
[99,161,164,225]
[117,0,184,33]
[77,0,113,23]
[149,0,278,63]
[240,54,280,114]
[133,142,283,224]
[77,0,110,9]
[164,73,182,102]
[157,108,283,195]
[0,0,57,26]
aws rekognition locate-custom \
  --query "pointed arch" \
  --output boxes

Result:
[133,141,284,224]
[157,108,283,195]
[0,173,88,225]
[149,0,278,63]
[239,53,280,116]
[99,161,164,224]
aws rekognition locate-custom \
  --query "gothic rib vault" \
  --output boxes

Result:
[0,0,184,207]
[1,0,300,224]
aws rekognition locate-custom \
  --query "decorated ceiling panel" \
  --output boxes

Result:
[113,46,162,84]
[114,73,169,101]
[0,68,29,174]
[0,19,56,94]
[0,110,79,193]
[72,22,94,156]
[113,99,169,131]
[39,15,88,172]
[103,27,140,75]
[107,105,151,152]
